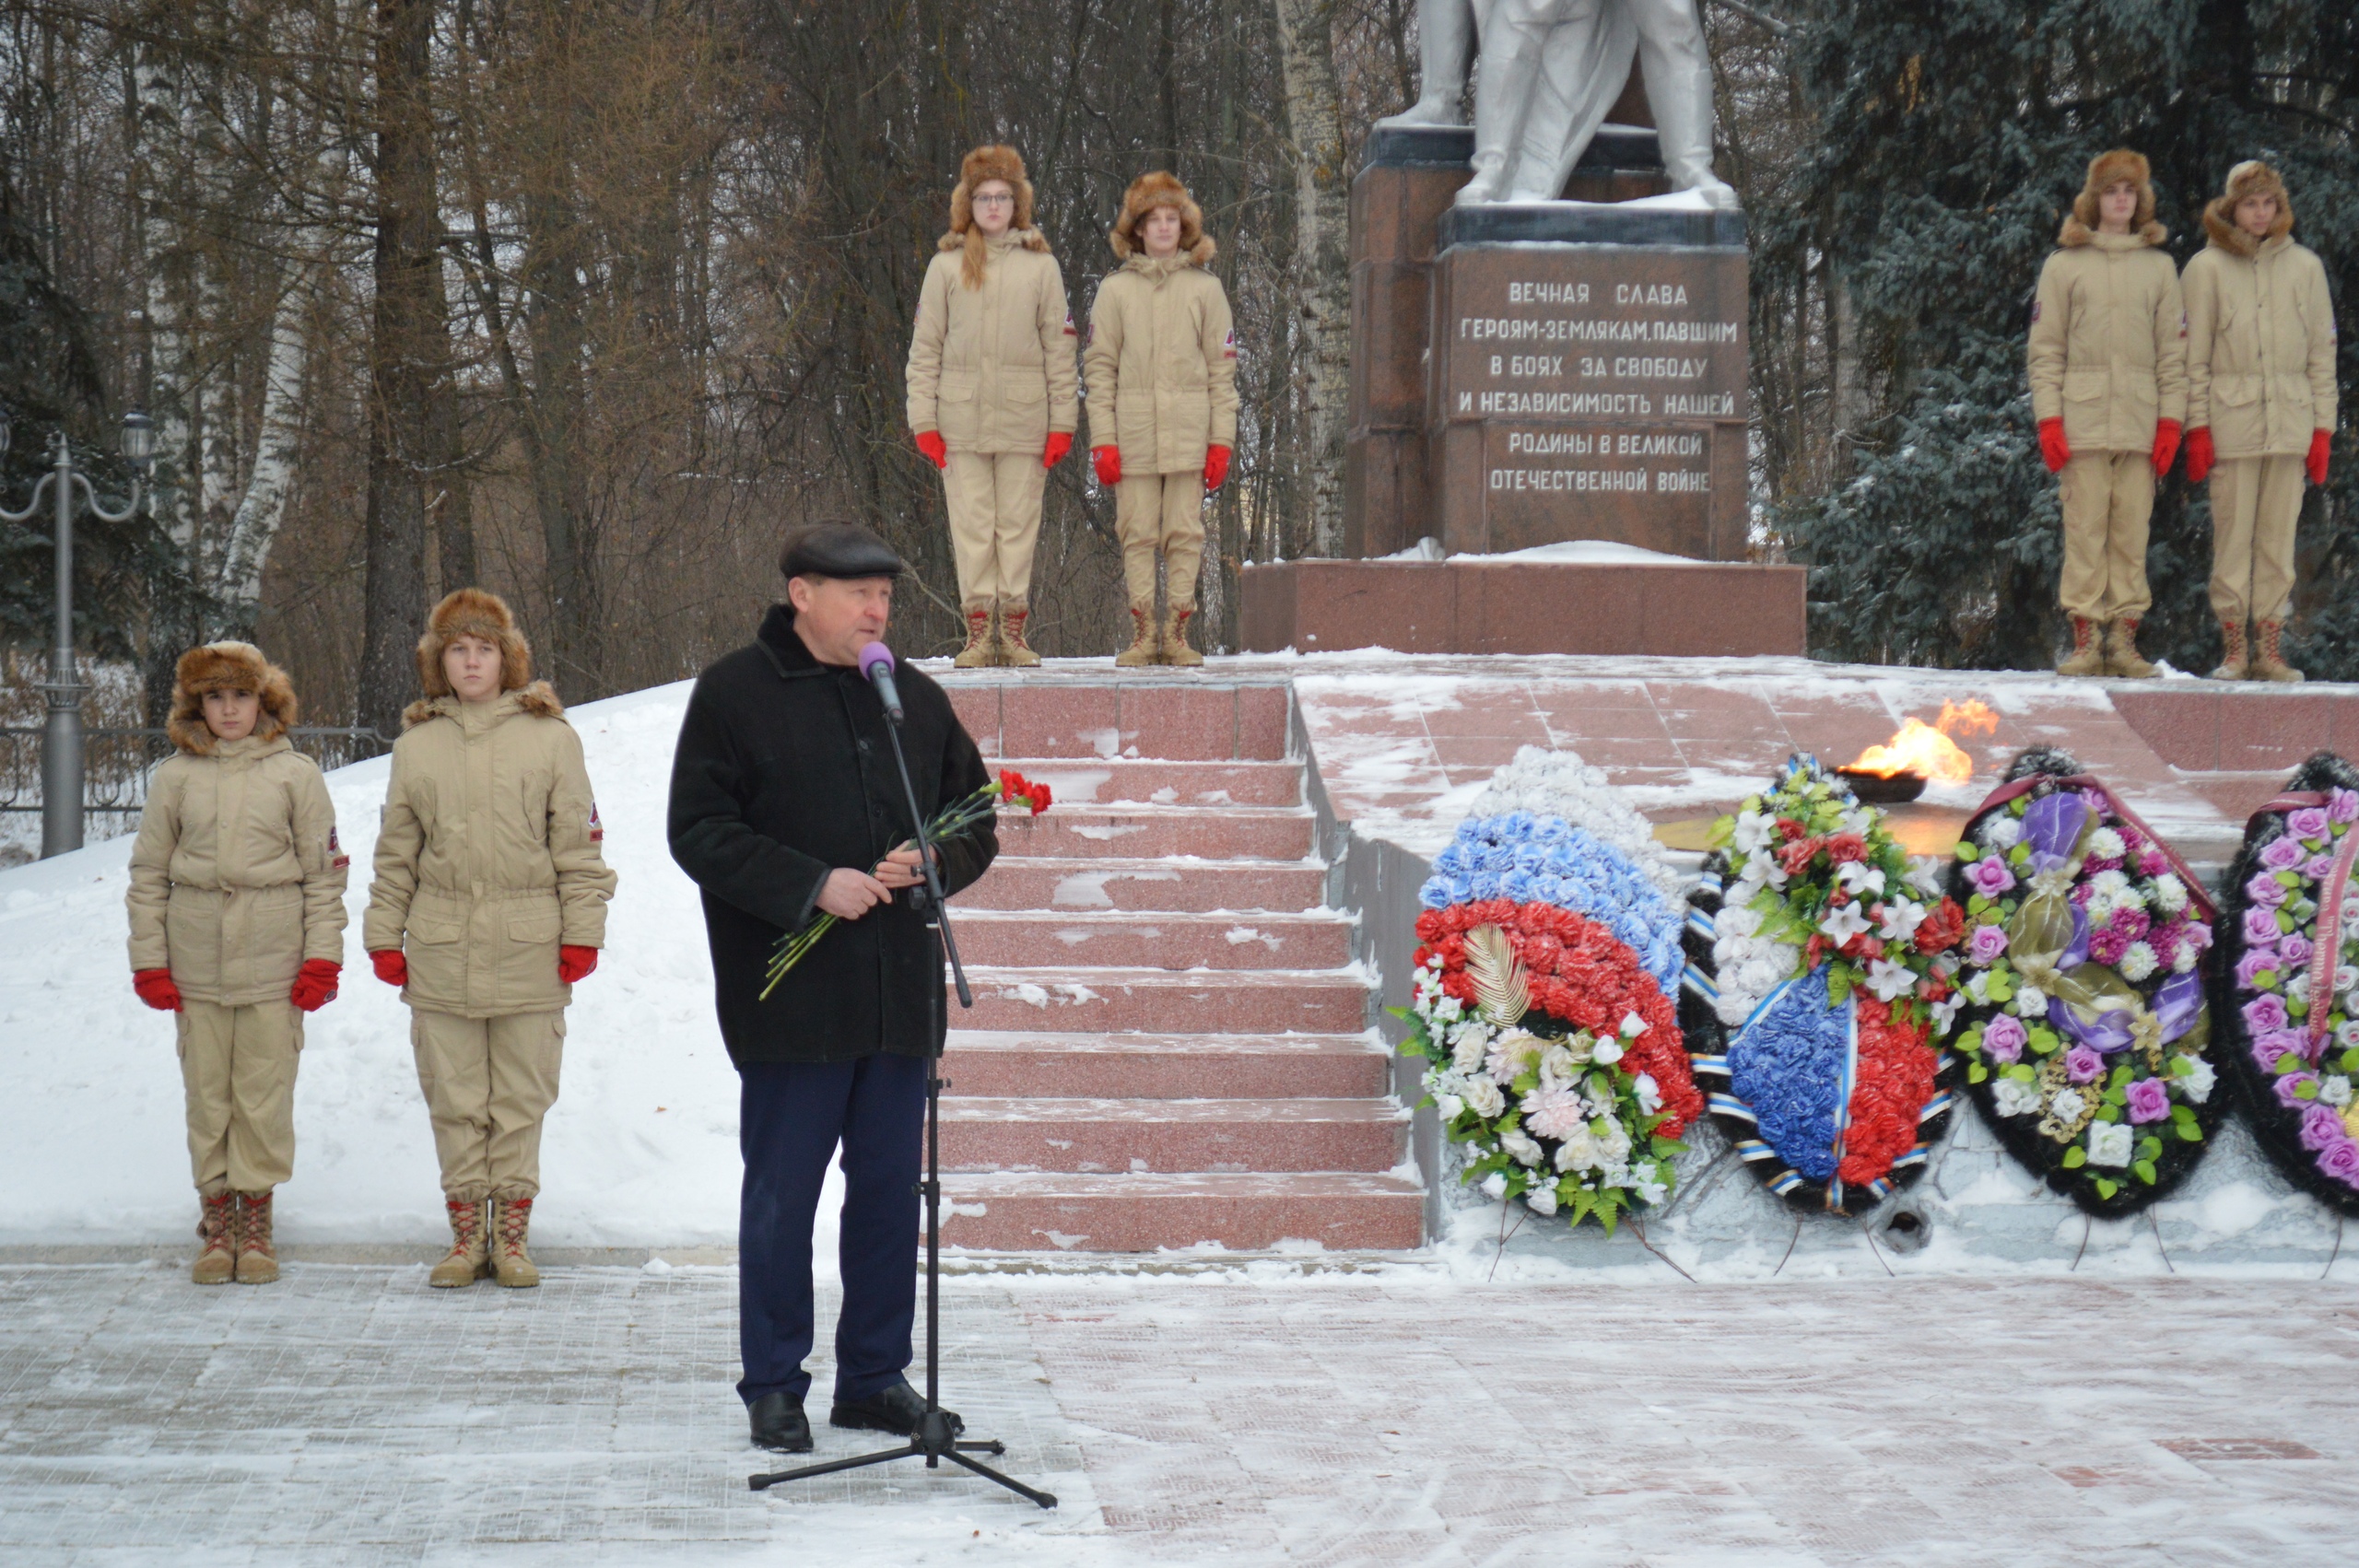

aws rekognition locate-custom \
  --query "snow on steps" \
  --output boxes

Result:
[933,674,1420,1253]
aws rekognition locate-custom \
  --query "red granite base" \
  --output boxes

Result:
[1239,558,1806,657]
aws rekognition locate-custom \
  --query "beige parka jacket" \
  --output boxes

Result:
[363,683,616,1019]
[904,228,1079,455]
[127,736,348,1006]
[1082,252,1239,474]
[2027,219,2188,453]
[2183,208,2339,459]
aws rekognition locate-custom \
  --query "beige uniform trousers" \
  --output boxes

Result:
[943,451,1046,613]
[2057,450,2155,621]
[1116,473,1206,609]
[410,1009,565,1202]
[2208,455,2306,624]
[179,1000,301,1196]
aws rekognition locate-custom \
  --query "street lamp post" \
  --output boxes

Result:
[0,409,155,858]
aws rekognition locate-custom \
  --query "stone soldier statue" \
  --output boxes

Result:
[1379,0,1739,209]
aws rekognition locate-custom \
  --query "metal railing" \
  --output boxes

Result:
[0,726,390,839]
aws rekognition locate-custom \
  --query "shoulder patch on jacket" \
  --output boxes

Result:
[1223,327,1237,359]
[329,826,349,870]
[2030,300,2041,323]
[1063,309,1076,337]
[588,803,604,843]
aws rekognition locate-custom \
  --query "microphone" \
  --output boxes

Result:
[858,641,904,722]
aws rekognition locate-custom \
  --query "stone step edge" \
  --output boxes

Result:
[952,907,1355,928]
[940,1096,1412,1122]
[945,1029,1387,1053]
[939,1170,1426,1198]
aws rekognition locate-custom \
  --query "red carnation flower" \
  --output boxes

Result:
[1914,896,1966,955]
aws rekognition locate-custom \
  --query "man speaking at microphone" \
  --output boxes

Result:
[667,521,998,1455]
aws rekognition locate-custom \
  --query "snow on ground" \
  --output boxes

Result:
[0,680,773,1253]
[5,1259,2355,1564]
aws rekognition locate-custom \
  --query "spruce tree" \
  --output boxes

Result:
[1763,0,2356,675]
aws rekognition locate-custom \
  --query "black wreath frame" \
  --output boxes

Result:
[1944,747,2224,1217]
[2211,750,2359,1219]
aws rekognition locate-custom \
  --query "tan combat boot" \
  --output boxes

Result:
[2104,617,2158,679]
[232,1190,279,1283]
[429,1198,490,1288]
[998,607,1042,668]
[1114,604,1158,667]
[952,610,994,669]
[1159,604,1204,667]
[2251,619,2305,683]
[491,1197,540,1289]
[2210,618,2249,681]
[193,1191,238,1285]
[2057,614,2104,676]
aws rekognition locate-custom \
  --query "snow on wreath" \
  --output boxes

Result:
[1397,748,1705,1232]
[1691,755,1964,1215]
[2214,752,2359,1218]
[1943,748,2222,1216]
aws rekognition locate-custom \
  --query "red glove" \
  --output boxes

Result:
[1042,431,1072,470]
[2310,428,2333,487]
[133,968,182,1012]
[559,944,600,984]
[370,949,407,988]
[2151,418,2181,476]
[2185,427,2215,484]
[2037,417,2070,474]
[914,429,947,469]
[1092,446,1121,486]
[1203,444,1231,491]
[290,958,341,1012]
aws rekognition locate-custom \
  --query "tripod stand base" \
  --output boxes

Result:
[748,1432,1058,1509]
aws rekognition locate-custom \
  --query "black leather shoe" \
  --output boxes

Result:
[748,1392,813,1453]
[830,1379,962,1438]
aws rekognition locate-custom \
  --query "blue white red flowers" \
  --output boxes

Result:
[1696,756,1959,1211]
[1402,801,1704,1232]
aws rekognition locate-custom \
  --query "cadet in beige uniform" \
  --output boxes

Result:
[1085,171,1238,667]
[2182,160,2340,681]
[365,590,616,1288]
[2027,149,2187,680]
[904,144,1078,668]
[128,642,347,1284]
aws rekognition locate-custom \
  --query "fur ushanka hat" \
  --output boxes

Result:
[2202,159,2295,257]
[1110,170,1215,265]
[167,641,299,755]
[415,588,534,700]
[941,144,1049,287]
[2061,148,2165,246]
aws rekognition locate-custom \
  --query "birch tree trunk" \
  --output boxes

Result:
[1270,0,1350,557]
[215,265,311,631]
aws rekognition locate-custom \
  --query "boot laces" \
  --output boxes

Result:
[198,1193,237,1252]
[495,1198,534,1258]
[445,1199,486,1258]
[237,1192,274,1255]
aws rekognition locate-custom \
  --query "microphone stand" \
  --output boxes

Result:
[750,687,1057,1510]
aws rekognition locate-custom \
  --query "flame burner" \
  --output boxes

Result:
[1842,699,1997,793]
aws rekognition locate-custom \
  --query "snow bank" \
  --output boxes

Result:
[0,680,780,1251]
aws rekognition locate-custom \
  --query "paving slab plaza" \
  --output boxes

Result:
[5,1261,2354,1565]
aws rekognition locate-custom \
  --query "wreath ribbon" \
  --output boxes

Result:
[2306,825,2359,1057]
[1970,773,2218,921]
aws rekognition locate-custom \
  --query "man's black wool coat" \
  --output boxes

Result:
[666,604,996,1065]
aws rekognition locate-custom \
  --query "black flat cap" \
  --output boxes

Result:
[778,522,905,582]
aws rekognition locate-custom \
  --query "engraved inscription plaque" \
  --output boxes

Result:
[1426,241,1749,557]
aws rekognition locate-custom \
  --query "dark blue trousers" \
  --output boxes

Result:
[736,1053,926,1406]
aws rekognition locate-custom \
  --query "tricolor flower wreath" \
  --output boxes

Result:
[2214,752,2359,1216]
[1400,808,1708,1232]
[1944,749,2222,1214]
[1693,755,1963,1214]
